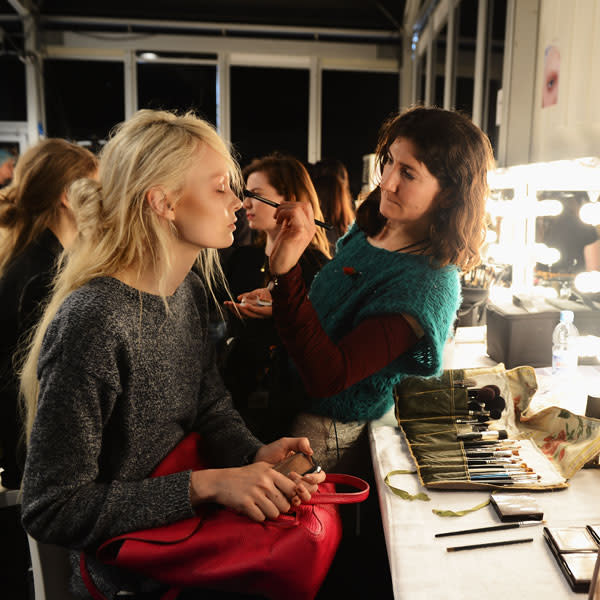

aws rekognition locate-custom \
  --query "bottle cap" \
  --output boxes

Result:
[559,310,574,324]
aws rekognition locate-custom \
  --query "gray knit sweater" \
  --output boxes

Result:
[21,272,263,598]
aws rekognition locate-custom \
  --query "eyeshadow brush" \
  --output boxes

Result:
[243,189,333,230]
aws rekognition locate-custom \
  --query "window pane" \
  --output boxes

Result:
[456,0,478,118]
[137,63,217,125]
[321,70,398,198]
[0,55,26,121]
[486,0,507,156]
[435,25,447,108]
[44,59,124,141]
[417,55,426,104]
[231,66,309,166]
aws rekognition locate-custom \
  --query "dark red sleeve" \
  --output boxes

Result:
[272,265,418,398]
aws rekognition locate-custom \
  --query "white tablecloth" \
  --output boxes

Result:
[369,411,600,599]
[369,328,600,599]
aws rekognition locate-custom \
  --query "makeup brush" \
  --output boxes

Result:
[483,384,501,398]
[465,449,519,457]
[243,189,333,230]
[461,440,519,449]
[457,430,508,442]
[456,409,503,424]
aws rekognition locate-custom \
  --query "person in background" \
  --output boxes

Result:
[221,154,330,442]
[0,138,97,600]
[310,158,355,253]
[0,148,16,187]
[19,110,324,600]
[0,138,98,490]
[267,106,494,473]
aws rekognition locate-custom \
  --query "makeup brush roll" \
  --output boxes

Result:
[393,364,600,491]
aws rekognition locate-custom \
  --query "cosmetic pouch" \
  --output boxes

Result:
[394,364,600,490]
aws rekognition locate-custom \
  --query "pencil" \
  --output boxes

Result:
[435,521,544,538]
[446,537,534,552]
[243,189,333,230]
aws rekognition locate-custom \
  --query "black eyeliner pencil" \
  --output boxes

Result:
[435,521,544,538]
[446,537,534,552]
[243,189,333,231]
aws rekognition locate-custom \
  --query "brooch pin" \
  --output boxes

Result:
[342,266,361,277]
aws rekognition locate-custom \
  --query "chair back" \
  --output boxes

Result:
[27,534,74,600]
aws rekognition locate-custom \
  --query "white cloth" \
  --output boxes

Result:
[369,410,600,599]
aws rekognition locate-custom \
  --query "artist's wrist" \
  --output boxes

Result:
[268,266,297,289]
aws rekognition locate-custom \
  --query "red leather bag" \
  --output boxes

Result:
[81,433,369,600]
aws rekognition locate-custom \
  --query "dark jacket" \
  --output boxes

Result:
[221,245,329,441]
[0,228,62,489]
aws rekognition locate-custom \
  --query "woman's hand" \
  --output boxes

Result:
[255,437,325,503]
[269,202,316,276]
[190,463,298,521]
[190,437,326,522]
[224,288,272,319]
[254,436,314,465]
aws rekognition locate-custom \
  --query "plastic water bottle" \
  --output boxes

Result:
[551,310,579,375]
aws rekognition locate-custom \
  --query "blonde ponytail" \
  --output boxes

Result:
[20,109,240,441]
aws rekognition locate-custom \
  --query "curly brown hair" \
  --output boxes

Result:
[356,106,494,271]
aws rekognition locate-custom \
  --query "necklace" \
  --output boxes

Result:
[393,239,431,254]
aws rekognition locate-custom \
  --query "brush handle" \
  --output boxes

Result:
[436,523,519,537]
[446,537,533,552]
[243,189,333,230]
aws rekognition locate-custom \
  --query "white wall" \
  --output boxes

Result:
[530,0,600,162]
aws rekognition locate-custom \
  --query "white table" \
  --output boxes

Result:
[369,327,600,599]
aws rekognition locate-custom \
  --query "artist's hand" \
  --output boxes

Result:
[269,202,316,276]
[224,288,272,319]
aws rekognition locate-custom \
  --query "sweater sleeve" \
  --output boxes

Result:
[21,354,195,551]
[272,265,418,397]
[192,341,263,467]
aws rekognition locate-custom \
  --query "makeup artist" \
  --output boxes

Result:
[266,106,494,474]
[222,154,330,441]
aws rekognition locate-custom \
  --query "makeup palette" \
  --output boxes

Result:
[544,526,600,592]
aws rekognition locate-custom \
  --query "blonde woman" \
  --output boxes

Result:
[221,155,330,442]
[19,110,324,599]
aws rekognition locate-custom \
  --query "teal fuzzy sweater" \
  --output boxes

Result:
[307,223,461,422]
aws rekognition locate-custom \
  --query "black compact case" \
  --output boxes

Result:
[490,492,544,522]
[588,525,600,546]
[543,526,600,593]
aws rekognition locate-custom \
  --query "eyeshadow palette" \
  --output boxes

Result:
[543,526,600,592]
[490,492,544,522]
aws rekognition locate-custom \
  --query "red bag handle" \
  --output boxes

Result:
[305,473,369,504]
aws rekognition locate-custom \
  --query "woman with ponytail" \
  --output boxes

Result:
[19,110,324,599]
[0,138,97,489]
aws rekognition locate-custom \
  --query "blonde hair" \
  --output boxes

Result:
[20,109,242,440]
[0,138,97,276]
[243,154,331,258]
